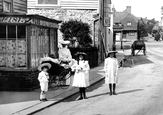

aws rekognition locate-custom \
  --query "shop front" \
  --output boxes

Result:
[0,14,61,91]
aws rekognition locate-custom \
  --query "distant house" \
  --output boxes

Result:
[113,6,138,42]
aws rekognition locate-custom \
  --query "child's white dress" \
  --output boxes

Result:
[72,60,90,87]
[38,71,49,92]
[104,57,118,84]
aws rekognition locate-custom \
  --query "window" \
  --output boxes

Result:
[31,26,50,68]
[128,32,135,36]
[127,22,132,26]
[0,25,27,68]
[37,0,59,5]
[3,1,11,13]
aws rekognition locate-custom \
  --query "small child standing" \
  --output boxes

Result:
[38,63,51,101]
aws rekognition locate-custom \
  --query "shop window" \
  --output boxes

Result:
[37,0,58,5]
[31,26,50,68]
[18,26,26,38]
[3,1,11,13]
[8,25,16,38]
[0,25,6,38]
[0,25,27,68]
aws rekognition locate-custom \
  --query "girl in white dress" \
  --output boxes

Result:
[38,63,51,101]
[104,51,119,95]
[71,52,90,100]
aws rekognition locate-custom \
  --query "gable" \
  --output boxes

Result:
[121,13,138,30]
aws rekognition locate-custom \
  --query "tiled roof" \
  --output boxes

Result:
[113,11,138,23]
[113,12,128,23]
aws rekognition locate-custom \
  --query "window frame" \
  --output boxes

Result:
[128,32,135,36]
[36,0,60,6]
[127,22,132,27]
[3,0,13,13]
[0,25,27,68]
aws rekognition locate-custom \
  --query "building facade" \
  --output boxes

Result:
[28,0,114,63]
[0,0,61,91]
[113,6,138,42]
[0,0,27,14]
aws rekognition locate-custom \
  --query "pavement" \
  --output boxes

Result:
[0,44,132,115]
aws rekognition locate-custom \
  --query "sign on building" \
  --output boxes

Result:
[103,0,111,27]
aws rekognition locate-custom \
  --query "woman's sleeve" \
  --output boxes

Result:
[67,49,72,60]
[58,49,63,60]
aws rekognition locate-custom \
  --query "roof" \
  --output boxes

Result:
[113,12,128,23]
[113,11,138,23]
[0,13,62,23]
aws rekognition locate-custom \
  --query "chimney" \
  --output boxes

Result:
[126,6,131,13]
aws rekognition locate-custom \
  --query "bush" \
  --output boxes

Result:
[60,20,92,47]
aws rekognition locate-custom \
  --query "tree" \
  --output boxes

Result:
[138,18,148,38]
[60,20,92,47]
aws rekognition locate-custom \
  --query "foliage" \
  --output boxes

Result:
[138,19,148,38]
[60,20,92,47]
[147,18,158,34]
[138,18,158,38]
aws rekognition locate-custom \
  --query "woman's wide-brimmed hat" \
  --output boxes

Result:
[38,63,51,71]
[60,40,70,44]
[75,52,87,57]
[107,50,118,54]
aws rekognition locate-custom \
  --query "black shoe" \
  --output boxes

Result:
[109,92,112,95]
[84,96,88,99]
[113,92,117,95]
[39,99,43,101]
[42,98,48,101]
[77,97,83,100]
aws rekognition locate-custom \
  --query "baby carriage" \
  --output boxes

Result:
[40,57,73,90]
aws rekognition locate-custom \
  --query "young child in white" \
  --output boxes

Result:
[71,52,90,100]
[38,63,51,101]
[104,51,119,95]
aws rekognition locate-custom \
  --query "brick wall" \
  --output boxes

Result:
[0,70,39,91]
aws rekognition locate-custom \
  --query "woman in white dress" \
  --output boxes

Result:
[58,40,72,66]
[104,51,119,95]
[71,52,90,100]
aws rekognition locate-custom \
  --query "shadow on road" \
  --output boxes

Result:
[63,79,105,102]
[123,55,153,67]
[87,92,109,99]
[117,89,144,95]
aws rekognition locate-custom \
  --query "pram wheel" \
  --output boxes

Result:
[60,70,71,89]
[49,75,59,90]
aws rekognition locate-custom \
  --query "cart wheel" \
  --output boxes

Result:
[60,70,71,89]
[49,75,59,90]
[132,50,135,56]
[143,49,146,55]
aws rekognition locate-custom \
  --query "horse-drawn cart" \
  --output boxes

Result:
[131,40,146,56]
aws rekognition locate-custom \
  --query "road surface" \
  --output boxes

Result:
[34,40,163,115]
